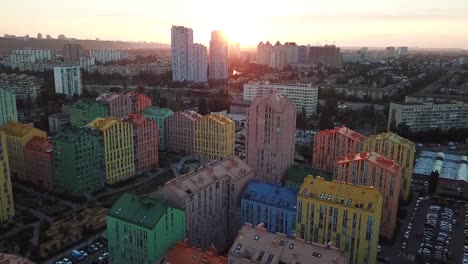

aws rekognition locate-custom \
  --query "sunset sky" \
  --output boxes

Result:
[2,0,468,49]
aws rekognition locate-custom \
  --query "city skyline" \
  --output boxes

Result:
[1,0,468,49]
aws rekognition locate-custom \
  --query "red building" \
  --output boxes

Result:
[126,92,152,115]
[125,114,158,174]
[24,136,53,191]
[161,240,227,264]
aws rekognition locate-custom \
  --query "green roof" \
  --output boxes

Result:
[142,106,174,118]
[285,165,332,184]
[108,193,169,230]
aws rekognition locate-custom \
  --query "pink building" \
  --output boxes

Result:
[126,92,152,115]
[312,126,364,172]
[245,90,296,183]
[97,93,131,118]
[126,114,159,174]
[334,151,401,239]
[166,110,202,154]
[24,136,53,191]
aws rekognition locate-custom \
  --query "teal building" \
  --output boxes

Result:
[0,88,18,126]
[142,107,173,150]
[69,100,108,127]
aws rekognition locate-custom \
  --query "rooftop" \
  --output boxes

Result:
[206,114,234,125]
[163,240,227,264]
[96,93,121,102]
[180,110,202,121]
[142,106,174,118]
[125,114,149,126]
[318,126,365,142]
[285,165,332,184]
[1,122,43,138]
[414,151,468,182]
[229,224,347,264]
[24,136,53,153]
[248,90,294,113]
[299,176,382,212]
[241,180,297,211]
[363,132,415,150]
[87,117,122,131]
[337,151,401,174]
[108,193,170,230]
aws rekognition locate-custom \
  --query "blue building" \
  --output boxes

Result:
[241,180,298,236]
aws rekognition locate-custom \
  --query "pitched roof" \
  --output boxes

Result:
[1,122,44,138]
[363,132,415,150]
[86,117,122,131]
[125,114,149,126]
[337,151,401,174]
[247,90,295,113]
[241,180,297,212]
[318,126,364,142]
[24,136,53,153]
[180,110,202,121]
[163,240,227,264]
[142,106,174,118]
[205,114,234,125]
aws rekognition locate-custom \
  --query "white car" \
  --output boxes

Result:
[80,250,88,257]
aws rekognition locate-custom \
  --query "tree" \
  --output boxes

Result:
[25,94,33,109]
[152,89,160,105]
[296,107,307,129]
[319,111,334,130]
[198,97,209,115]
[389,119,397,132]
[109,87,121,93]
[428,170,440,195]
[135,85,145,94]
[396,122,412,139]
[159,97,168,108]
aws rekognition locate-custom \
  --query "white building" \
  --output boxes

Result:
[11,49,52,69]
[53,66,82,96]
[283,42,299,65]
[171,25,194,82]
[397,47,409,57]
[243,81,318,117]
[209,31,228,80]
[79,56,96,71]
[193,43,207,83]
[256,41,272,66]
[48,113,70,135]
[89,50,128,63]
[270,41,285,70]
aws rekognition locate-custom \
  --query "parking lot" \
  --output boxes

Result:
[54,237,108,264]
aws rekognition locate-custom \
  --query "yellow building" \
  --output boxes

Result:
[194,114,235,160]
[0,131,14,222]
[297,176,382,264]
[362,132,415,201]
[87,118,134,184]
[1,122,46,180]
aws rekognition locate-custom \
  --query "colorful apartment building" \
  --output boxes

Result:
[87,118,134,184]
[142,106,174,150]
[24,136,53,191]
[312,126,364,172]
[150,156,255,252]
[334,151,401,240]
[69,100,108,127]
[53,128,104,194]
[125,114,158,174]
[241,180,297,236]
[362,132,415,201]
[194,114,235,160]
[1,122,46,180]
[161,240,227,264]
[126,92,152,115]
[245,90,296,183]
[97,93,132,118]
[107,193,185,264]
[166,110,202,154]
[0,88,18,126]
[296,176,382,264]
[0,131,14,222]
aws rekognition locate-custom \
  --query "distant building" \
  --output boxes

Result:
[270,41,285,70]
[69,100,108,127]
[245,91,296,183]
[385,47,396,58]
[142,107,174,150]
[296,176,381,264]
[229,99,251,115]
[308,45,342,67]
[107,193,186,264]
[397,47,409,57]
[24,137,53,191]
[243,81,318,117]
[63,44,84,62]
[241,180,297,236]
[256,41,272,66]
[0,73,42,102]
[48,113,70,135]
[53,66,82,96]
[96,93,131,118]
[195,114,235,160]
[37,33,43,39]
[150,157,255,252]
[228,223,347,264]
[0,253,35,264]
[228,41,240,62]
[0,88,18,126]
[89,49,128,63]
[165,110,202,154]
[171,26,194,81]
[161,240,227,264]
[334,151,401,240]
[53,128,104,194]
[79,56,95,71]
[11,49,52,69]
[193,43,207,83]
[209,31,228,81]
[0,131,14,222]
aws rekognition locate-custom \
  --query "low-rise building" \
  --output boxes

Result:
[142,107,174,150]
[166,110,202,154]
[24,136,53,191]
[195,114,235,160]
[161,240,227,264]
[69,100,108,127]
[48,113,70,135]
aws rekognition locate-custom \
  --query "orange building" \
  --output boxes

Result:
[160,240,227,264]
[334,151,401,239]
[312,126,364,172]
[24,136,54,191]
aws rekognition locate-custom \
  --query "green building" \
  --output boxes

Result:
[0,88,18,126]
[69,100,107,127]
[142,107,173,150]
[107,193,185,264]
[53,128,104,194]
[284,165,332,190]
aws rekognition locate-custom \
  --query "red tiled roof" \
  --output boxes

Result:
[24,136,53,153]
[318,126,365,142]
[337,151,401,174]
[163,240,227,264]
[126,114,148,125]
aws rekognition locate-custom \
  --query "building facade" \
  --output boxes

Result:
[161,240,227,264]
[0,253,35,264]
[245,91,296,183]
[0,88,18,126]
[334,151,401,240]
[79,56,95,71]
[63,44,84,62]
[87,118,135,184]
[308,45,342,67]
[53,128,104,194]
[1,123,46,180]
[194,114,235,160]
[243,81,318,117]
[296,176,382,264]
[142,107,174,150]
[256,41,272,66]
[362,133,415,201]
[312,126,364,172]
[0,73,42,102]
[48,113,70,135]
[69,100,108,127]
[171,25,194,82]
[96,93,132,118]
[150,157,255,252]
[11,49,52,68]
[126,92,152,115]
[107,193,185,264]
[241,180,297,236]
[89,49,128,63]
[125,114,158,175]
[166,110,202,154]
[193,43,207,83]
[53,66,82,96]
[0,131,14,222]
[209,31,228,81]
[24,136,53,191]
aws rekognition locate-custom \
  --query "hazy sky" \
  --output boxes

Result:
[2,0,468,49]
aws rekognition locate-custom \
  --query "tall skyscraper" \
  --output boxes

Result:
[256,41,272,66]
[246,90,296,183]
[228,41,240,62]
[209,31,228,81]
[63,44,84,62]
[193,43,207,83]
[53,66,82,96]
[171,26,194,82]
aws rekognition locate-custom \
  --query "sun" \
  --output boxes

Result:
[221,20,260,47]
